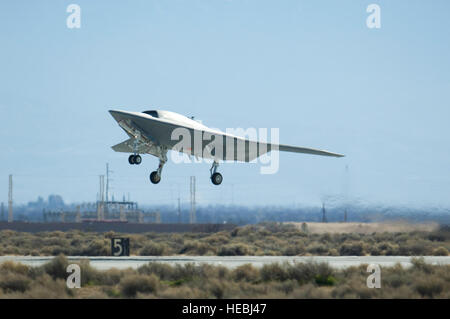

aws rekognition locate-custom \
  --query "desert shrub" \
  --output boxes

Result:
[0,261,30,275]
[232,264,259,282]
[179,241,214,255]
[230,225,258,237]
[207,278,228,299]
[205,233,230,245]
[287,262,335,285]
[306,243,329,255]
[138,262,175,281]
[411,257,433,274]
[120,274,159,297]
[22,274,70,299]
[314,274,337,286]
[384,272,408,288]
[103,231,117,239]
[102,268,123,286]
[141,263,205,283]
[140,242,166,256]
[397,240,431,256]
[320,233,332,243]
[82,239,109,256]
[77,259,107,286]
[283,245,304,256]
[432,246,449,256]
[168,233,185,245]
[427,226,450,242]
[0,273,31,293]
[260,263,288,282]
[414,278,443,298]
[158,285,206,299]
[368,245,381,256]
[42,254,69,280]
[339,242,365,256]
[199,264,229,281]
[292,283,333,298]
[377,242,399,255]
[328,248,339,256]
[218,244,250,256]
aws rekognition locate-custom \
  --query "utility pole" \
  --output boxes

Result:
[106,163,113,203]
[76,205,81,223]
[97,175,105,221]
[1,202,4,221]
[106,163,109,203]
[119,205,125,222]
[177,196,181,223]
[321,202,327,223]
[190,176,196,224]
[8,175,13,223]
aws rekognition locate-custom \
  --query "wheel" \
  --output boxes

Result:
[128,155,135,165]
[211,172,223,185]
[134,155,142,165]
[150,171,161,184]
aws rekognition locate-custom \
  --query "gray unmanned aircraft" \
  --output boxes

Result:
[109,109,344,185]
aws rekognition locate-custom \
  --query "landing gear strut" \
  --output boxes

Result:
[128,138,142,165]
[210,161,223,185]
[149,147,167,184]
[128,154,142,165]
[149,158,166,184]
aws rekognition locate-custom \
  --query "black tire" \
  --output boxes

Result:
[134,155,142,165]
[211,172,223,185]
[150,171,161,184]
[128,155,135,165]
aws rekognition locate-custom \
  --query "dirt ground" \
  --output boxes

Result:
[286,221,439,234]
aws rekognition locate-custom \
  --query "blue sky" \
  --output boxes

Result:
[0,0,449,208]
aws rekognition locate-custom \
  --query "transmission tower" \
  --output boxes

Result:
[190,176,196,224]
[321,202,327,223]
[97,175,105,221]
[8,175,13,223]
[106,163,113,202]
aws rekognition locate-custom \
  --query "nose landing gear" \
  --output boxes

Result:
[149,154,167,184]
[210,161,222,185]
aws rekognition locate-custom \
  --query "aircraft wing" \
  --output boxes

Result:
[176,133,344,162]
[111,137,163,158]
[277,144,344,157]
[111,138,134,153]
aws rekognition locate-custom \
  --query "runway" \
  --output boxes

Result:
[1,256,450,270]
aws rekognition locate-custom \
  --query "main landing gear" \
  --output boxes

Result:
[128,154,142,165]
[210,161,222,185]
[128,138,142,165]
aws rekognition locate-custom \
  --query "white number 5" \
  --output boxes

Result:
[114,239,123,256]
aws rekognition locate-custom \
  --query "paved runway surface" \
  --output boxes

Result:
[1,256,450,270]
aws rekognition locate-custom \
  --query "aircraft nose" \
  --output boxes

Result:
[109,110,127,122]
